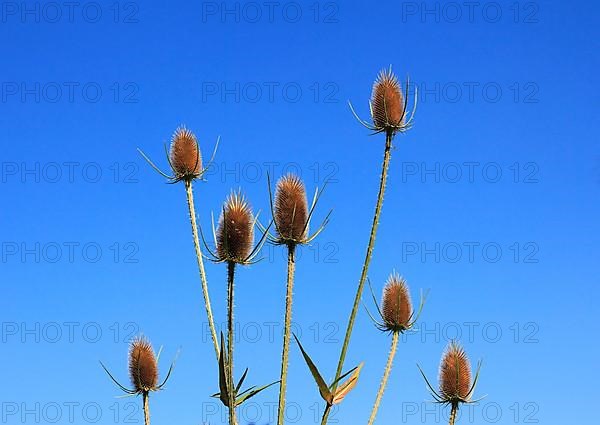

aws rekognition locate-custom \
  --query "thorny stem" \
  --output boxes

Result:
[276,244,297,425]
[227,261,237,425]
[185,180,220,361]
[142,392,150,425]
[367,332,399,425]
[322,132,393,424]
[449,403,458,425]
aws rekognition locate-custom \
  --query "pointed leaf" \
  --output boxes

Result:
[331,363,363,405]
[235,385,256,399]
[329,364,359,390]
[293,334,332,404]
[236,368,249,395]
[218,333,229,406]
[235,380,279,407]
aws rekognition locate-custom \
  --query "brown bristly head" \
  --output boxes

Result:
[129,336,158,393]
[439,341,472,402]
[216,191,254,263]
[371,68,405,132]
[169,126,202,180]
[274,174,309,243]
[381,273,412,332]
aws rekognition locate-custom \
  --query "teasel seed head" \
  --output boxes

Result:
[371,68,405,133]
[274,174,309,243]
[129,337,159,393]
[381,273,412,332]
[216,191,254,263]
[439,341,472,403]
[417,341,482,409]
[169,126,202,181]
[349,66,417,137]
[367,273,425,334]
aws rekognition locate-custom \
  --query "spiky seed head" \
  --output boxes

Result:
[439,341,472,402]
[371,68,405,132]
[129,337,158,393]
[216,192,254,263]
[381,274,412,332]
[169,126,202,180]
[274,174,309,243]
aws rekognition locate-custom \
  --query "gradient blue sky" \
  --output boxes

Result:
[1,1,599,424]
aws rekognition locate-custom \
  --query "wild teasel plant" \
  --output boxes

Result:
[418,341,483,425]
[364,273,426,425]
[200,191,273,425]
[259,173,332,425]
[117,66,487,425]
[100,337,175,425]
[138,126,221,361]
[322,66,418,424]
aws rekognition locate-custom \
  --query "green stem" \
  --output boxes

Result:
[367,332,399,425]
[227,261,237,425]
[449,403,458,425]
[322,132,393,425]
[142,392,150,425]
[185,180,220,361]
[276,244,297,425]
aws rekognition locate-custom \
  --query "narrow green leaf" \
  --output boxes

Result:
[235,380,279,407]
[293,333,332,404]
[329,364,359,390]
[236,368,249,395]
[235,385,256,399]
[218,333,229,406]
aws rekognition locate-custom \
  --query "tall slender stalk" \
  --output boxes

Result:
[367,331,399,425]
[185,180,219,361]
[276,244,297,425]
[449,403,458,425]
[322,132,393,424]
[227,261,237,425]
[142,392,150,425]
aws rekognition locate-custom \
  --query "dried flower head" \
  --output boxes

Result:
[371,68,405,132]
[367,273,425,335]
[129,337,159,393]
[264,174,332,248]
[100,336,174,397]
[274,174,309,243]
[169,126,202,181]
[216,192,255,263]
[439,341,472,402]
[138,126,219,184]
[349,67,417,137]
[381,274,412,332]
[417,341,482,409]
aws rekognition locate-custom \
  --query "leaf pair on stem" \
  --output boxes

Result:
[293,334,363,407]
[213,334,279,408]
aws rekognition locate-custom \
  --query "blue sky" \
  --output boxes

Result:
[1,0,599,424]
